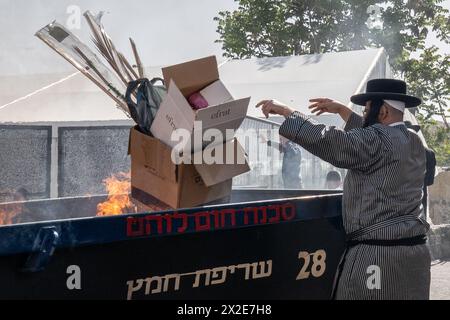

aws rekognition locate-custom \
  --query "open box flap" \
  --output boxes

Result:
[193,139,250,187]
[150,80,196,147]
[162,56,219,97]
[195,97,250,131]
[200,80,234,106]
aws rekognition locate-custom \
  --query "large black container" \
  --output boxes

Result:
[0,189,345,300]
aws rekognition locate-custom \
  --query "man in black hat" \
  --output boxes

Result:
[256,79,431,300]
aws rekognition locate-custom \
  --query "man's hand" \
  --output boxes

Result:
[308,98,352,122]
[255,100,295,119]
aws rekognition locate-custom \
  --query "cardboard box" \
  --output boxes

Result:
[150,56,250,152]
[199,80,233,106]
[129,127,250,209]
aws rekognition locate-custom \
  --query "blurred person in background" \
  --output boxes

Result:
[325,170,342,189]
[259,133,303,189]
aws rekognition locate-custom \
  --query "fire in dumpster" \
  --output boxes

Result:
[0,188,27,225]
[96,172,137,216]
[0,202,22,225]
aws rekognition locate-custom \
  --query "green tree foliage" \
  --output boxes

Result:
[215,0,450,165]
[406,46,449,166]
[406,46,449,130]
[418,115,450,165]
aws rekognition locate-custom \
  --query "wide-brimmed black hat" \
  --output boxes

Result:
[351,79,421,108]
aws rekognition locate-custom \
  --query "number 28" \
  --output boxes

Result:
[296,249,326,280]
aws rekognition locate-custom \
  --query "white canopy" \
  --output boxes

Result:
[0,48,391,124]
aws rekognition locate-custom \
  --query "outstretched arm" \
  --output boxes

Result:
[343,112,364,131]
[256,100,382,171]
[308,98,363,131]
[279,111,382,170]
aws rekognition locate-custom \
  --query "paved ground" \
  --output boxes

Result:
[431,260,450,300]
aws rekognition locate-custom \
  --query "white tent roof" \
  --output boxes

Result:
[0,48,387,124]
[0,71,131,123]
[221,48,387,122]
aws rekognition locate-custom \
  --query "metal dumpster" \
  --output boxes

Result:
[0,189,345,300]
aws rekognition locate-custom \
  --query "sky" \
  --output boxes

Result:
[0,0,448,76]
[422,0,450,55]
[0,0,238,76]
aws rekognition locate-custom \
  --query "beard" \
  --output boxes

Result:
[363,112,379,128]
[363,99,384,128]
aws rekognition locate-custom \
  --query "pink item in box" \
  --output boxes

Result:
[188,92,209,110]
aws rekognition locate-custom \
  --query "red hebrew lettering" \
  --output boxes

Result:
[281,203,296,220]
[243,207,258,225]
[258,206,268,224]
[194,211,211,231]
[268,205,281,223]
[173,212,188,233]
[126,216,145,237]
[144,215,163,235]
[210,210,221,229]
[220,209,237,227]
[163,214,173,233]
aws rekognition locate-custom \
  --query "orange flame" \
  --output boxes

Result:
[0,202,22,226]
[96,172,137,216]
